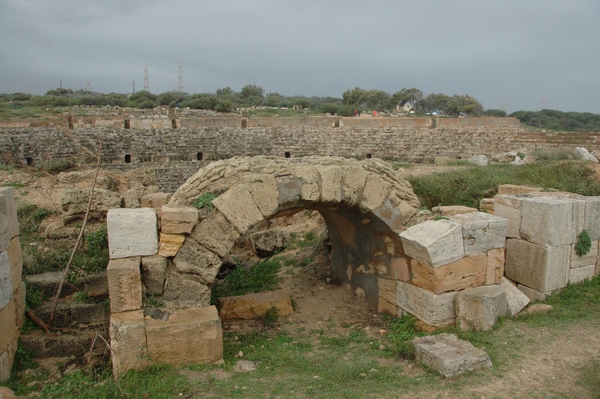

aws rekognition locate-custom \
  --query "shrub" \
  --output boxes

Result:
[193,192,217,211]
[575,230,592,257]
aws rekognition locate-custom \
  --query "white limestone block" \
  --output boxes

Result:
[450,212,508,256]
[569,265,595,284]
[396,280,457,327]
[107,208,158,259]
[455,285,508,331]
[0,251,13,309]
[520,196,585,247]
[0,187,19,252]
[501,277,530,316]
[399,220,464,267]
[582,196,600,241]
[493,195,524,239]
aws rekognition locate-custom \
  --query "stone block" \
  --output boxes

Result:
[450,212,508,256]
[479,198,494,214]
[569,265,595,284]
[517,284,550,301]
[396,280,457,328]
[0,300,16,354]
[390,256,410,281]
[341,166,368,207]
[373,197,413,232]
[505,239,570,292]
[378,278,398,315]
[570,240,598,269]
[493,195,523,239]
[173,238,221,285]
[583,196,600,240]
[243,174,279,218]
[7,238,22,293]
[0,338,17,382]
[497,184,542,195]
[159,206,198,234]
[455,285,508,331]
[399,220,464,267]
[0,187,19,252]
[107,208,158,259]
[0,252,13,309]
[412,333,492,378]
[410,256,486,294]
[501,277,530,316]
[295,165,322,204]
[319,165,344,204]
[485,248,505,285]
[158,233,185,257]
[107,257,142,313]
[163,270,211,307]
[520,196,585,246]
[190,210,240,258]
[146,306,223,366]
[141,256,168,295]
[359,175,391,212]
[109,310,149,377]
[212,184,264,234]
[250,230,292,257]
[432,205,478,216]
[141,192,172,209]
[14,281,25,329]
[275,174,304,210]
[218,291,294,320]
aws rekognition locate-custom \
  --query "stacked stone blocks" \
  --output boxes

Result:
[0,187,25,381]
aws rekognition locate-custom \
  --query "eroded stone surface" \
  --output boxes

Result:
[107,208,158,259]
[107,257,142,313]
[501,277,530,316]
[455,285,508,331]
[450,212,508,256]
[218,291,294,320]
[399,220,464,267]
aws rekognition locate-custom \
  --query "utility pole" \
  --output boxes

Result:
[133,80,135,94]
[178,60,183,93]
[144,64,149,92]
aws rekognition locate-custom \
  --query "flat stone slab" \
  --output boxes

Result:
[218,291,294,320]
[412,333,492,378]
[399,220,464,267]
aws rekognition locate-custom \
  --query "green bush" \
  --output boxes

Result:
[193,192,217,211]
[575,230,592,257]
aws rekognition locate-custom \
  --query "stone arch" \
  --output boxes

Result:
[164,156,420,309]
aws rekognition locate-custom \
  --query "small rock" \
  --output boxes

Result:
[233,360,257,373]
[519,303,553,316]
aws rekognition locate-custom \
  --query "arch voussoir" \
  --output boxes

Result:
[212,183,265,235]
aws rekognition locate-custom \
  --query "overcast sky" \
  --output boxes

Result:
[1,0,599,113]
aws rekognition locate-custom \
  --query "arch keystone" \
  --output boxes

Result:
[212,184,265,234]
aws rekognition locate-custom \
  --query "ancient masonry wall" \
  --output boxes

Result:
[0,187,25,381]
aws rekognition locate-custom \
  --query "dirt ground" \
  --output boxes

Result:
[2,164,599,397]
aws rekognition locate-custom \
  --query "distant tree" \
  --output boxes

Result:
[128,90,157,109]
[342,87,368,108]
[485,109,507,117]
[216,86,235,97]
[391,88,423,110]
[264,92,285,107]
[319,103,339,115]
[240,84,265,101]
[157,91,190,107]
[45,88,74,96]
[215,100,233,113]
[365,89,392,111]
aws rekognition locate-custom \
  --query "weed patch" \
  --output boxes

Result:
[211,258,281,304]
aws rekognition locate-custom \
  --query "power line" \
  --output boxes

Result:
[178,60,183,93]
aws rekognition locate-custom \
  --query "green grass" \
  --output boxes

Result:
[408,161,600,209]
[211,258,282,304]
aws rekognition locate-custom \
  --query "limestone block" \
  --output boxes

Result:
[0,300,16,353]
[0,187,18,251]
[359,175,391,212]
[412,333,492,378]
[158,233,185,257]
[243,174,279,219]
[520,196,585,246]
[501,277,530,316]
[485,248,505,285]
[109,310,149,377]
[479,198,494,214]
[0,252,12,309]
[190,210,240,258]
[390,256,410,281]
[173,238,221,285]
[399,220,464,267]
[455,285,508,331]
[378,278,398,315]
[319,165,344,204]
[122,187,144,209]
[493,195,523,239]
[159,206,198,234]
[107,208,158,259]
[410,256,486,294]
[373,197,410,232]
[569,265,595,284]
[14,281,25,329]
[432,205,478,216]
[250,230,292,257]
[295,166,321,204]
[218,292,294,320]
[583,197,600,240]
[163,270,211,306]
[140,256,168,295]
[517,284,550,301]
[61,188,122,224]
[396,280,457,328]
[450,212,508,256]
[141,192,172,209]
[498,184,542,195]
[0,338,17,382]
[570,240,598,269]
[146,306,223,366]
[212,184,264,234]
[505,239,570,292]
[274,174,303,210]
[107,257,142,313]
[341,166,368,207]
[7,238,22,293]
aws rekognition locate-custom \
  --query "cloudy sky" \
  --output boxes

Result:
[1,0,598,113]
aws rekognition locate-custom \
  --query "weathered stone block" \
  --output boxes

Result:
[455,285,508,331]
[341,166,368,207]
[141,192,172,209]
[570,240,598,269]
[190,210,240,258]
[399,220,464,267]
[0,251,12,309]
[520,196,585,246]
[14,281,25,330]
[250,230,292,257]
[505,239,570,292]
[432,205,478,216]
[295,165,322,204]
[485,248,505,285]
[497,184,542,195]
[0,299,16,354]
[479,198,494,214]
[212,184,264,234]
[146,306,223,366]
[359,175,391,212]
[390,256,410,281]
[396,280,457,328]
[107,208,158,259]
[412,333,492,378]
[582,196,600,240]
[109,310,149,377]
[218,291,294,320]
[7,238,22,293]
[173,238,221,285]
[517,284,550,301]
[501,278,530,316]
[410,256,486,294]
[0,187,19,252]
[0,337,17,382]
[107,257,142,313]
[159,206,198,234]
[569,264,595,284]
[61,188,122,224]
[378,278,398,315]
[319,165,344,204]
[373,197,412,232]
[243,174,279,219]
[141,256,168,295]
[450,212,508,256]
[162,270,211,307]
[158,232,185,257]
[493,195,523,239]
